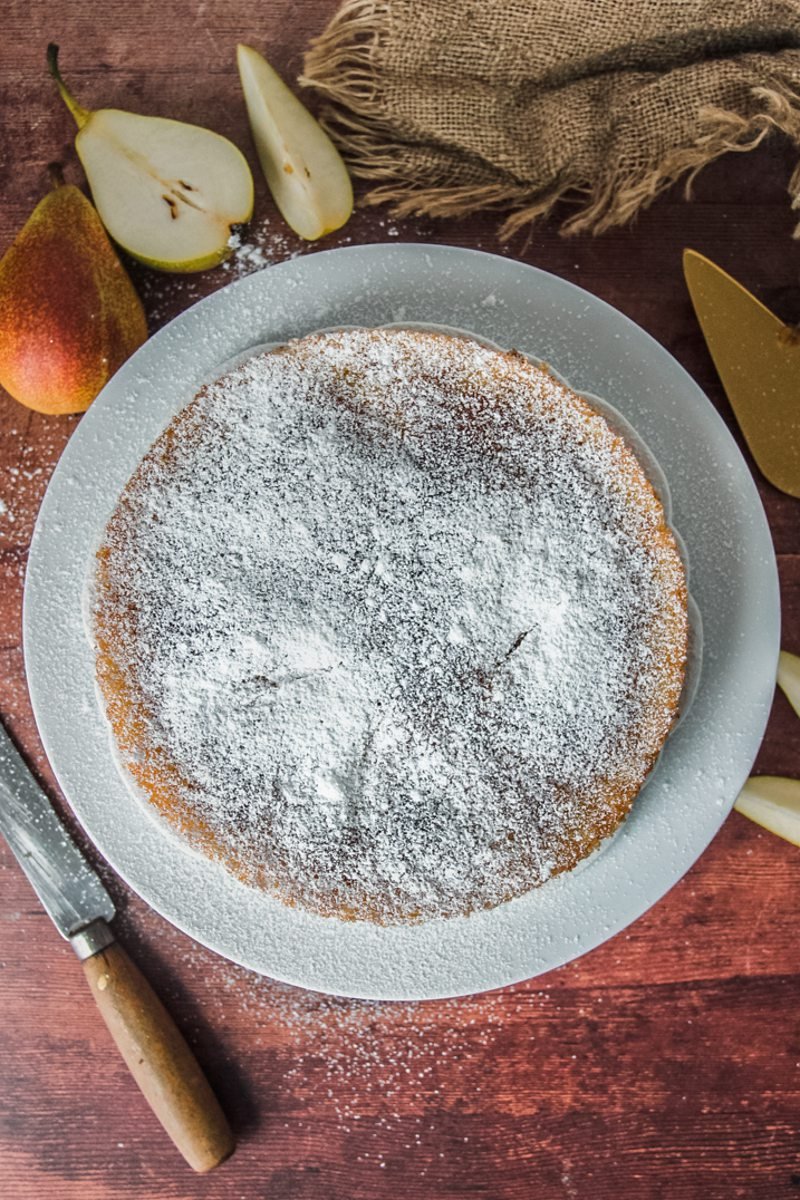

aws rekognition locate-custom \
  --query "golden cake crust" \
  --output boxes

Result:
[92,328,688,923]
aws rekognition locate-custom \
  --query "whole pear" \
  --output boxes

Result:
[0,176,147,414]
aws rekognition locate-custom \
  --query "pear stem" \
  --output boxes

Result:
[47,162,66,191]
[47,44,91,128]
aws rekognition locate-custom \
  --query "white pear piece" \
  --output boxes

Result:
[49,45,253,272]
[237,44,353,241]
[734,776,800,847]
[777,649,800,718]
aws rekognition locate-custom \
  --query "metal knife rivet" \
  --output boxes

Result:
[97,974,109,991]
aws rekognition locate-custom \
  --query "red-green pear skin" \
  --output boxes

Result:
[0,183,147,415]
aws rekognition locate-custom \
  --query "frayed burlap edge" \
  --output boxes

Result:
[301,0,800,238]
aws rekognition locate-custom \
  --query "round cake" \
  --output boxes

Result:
[91,327,688,924]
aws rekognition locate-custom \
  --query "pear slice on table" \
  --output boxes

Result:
[48,45,253,272]
[777,650,800,718]
[237,43,352,241]
[735,776,800,847]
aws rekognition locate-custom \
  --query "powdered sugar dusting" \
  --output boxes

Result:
[93,328,687,924]
[221,227,303,279]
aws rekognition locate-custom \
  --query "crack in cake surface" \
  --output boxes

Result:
[92,328,687,923]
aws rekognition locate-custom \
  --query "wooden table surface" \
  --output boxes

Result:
[1,3,799,1197]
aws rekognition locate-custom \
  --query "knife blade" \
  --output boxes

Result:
[683,249,800,498]
[0,718,234,1172]
[0,719,115,942]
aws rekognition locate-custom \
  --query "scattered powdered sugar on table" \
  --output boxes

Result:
[221,227,303,279]
[93,329,686,924]
[183,944,509,1129]
[0,419,67,560]
[135,222,305,326]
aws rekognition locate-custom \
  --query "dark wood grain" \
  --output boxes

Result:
[1,3,799,1197]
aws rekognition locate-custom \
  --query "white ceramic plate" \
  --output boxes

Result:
[24,245,780,1000]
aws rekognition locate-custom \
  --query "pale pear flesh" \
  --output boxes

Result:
[777,649,800,719]
[237,44,352,241]
[735,776,800,847]
[76,109,254,271]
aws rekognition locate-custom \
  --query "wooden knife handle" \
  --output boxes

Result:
[82,941,234,1172]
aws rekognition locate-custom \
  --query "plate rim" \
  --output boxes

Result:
[23,243,780,999]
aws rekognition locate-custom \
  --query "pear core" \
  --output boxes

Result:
[49,44,254,272]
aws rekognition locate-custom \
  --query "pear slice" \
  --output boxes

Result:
[237,44,352,241]
[734,776,800,847]
[777,649,800,718]
[48,45,253,272]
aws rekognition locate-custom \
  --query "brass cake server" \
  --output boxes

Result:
[683,249,800,498]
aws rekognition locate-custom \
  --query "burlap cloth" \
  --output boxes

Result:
[301,0,800,236]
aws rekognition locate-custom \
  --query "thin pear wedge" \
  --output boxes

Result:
[777,649,800,719]
[735,776,800,848]
[48,45,253,272]
[237,44,352,241]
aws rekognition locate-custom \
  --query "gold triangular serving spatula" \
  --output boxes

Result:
[683,249,800,498]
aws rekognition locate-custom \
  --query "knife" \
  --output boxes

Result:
[683,249,800,499]
[0,719,234,1172]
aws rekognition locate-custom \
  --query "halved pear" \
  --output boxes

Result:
[777,649,800,718]
[237,43,353,241]
[735,776,800,847]
[48,45,253,272]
